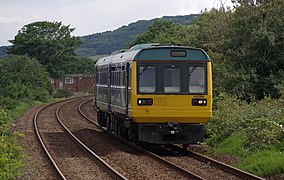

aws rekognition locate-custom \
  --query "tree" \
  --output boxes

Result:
[61,56,95,74]
[221,0,284,99]
[0,56,52,109]
[128,20,186,47]
[7,21,82,78]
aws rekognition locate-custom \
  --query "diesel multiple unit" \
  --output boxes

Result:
[94,44,212,147]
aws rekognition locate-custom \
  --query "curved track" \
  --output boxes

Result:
[33,97,127,180]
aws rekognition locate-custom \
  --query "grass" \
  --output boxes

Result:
[210,134,284,177]
[235,150,284,177]
[211,133,246,157]
[11,102,33,120]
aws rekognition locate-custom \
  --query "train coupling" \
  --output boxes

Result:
[166,122,180,134]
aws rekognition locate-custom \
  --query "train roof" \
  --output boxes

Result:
[95,44,210,66]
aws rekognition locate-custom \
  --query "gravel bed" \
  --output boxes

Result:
[15,99,113,180]
[60,98,189,179]
[162,153,241,179]
[12,105,58,179]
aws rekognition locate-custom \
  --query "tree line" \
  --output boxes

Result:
[130,0,284,101]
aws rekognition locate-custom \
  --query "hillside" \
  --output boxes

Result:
[76,14,198,57]
[0,15,198,58]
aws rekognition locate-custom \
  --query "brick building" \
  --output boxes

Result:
[51,73,94,94]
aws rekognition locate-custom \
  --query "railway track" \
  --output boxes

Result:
[35,97,197,179]
[155,144,266,180]
[33,96,126,180]
[189,150,265,180]
[79,99,265,180]
[33,97,266,179]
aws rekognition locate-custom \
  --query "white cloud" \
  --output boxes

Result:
[0,16,31,23]
[0,0,233,46]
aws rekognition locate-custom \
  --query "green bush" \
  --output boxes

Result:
[0,96,18,110]
[205,94,284,152]
[0,109,25,179]
[0,56,53,110]
[53,88,71,98]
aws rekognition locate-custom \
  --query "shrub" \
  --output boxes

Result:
[0,56,53,110]
[0,109,25,179]
[53,88,71,98]
[205,94,284,152]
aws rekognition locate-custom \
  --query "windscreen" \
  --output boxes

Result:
[137,62,207,94]
[138,65,156,93]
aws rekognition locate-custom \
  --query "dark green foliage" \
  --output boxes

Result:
[76,15,198,57]
[220,0,284,100]
[7,21,82,78]
[53,89,71,98]
[61,56,95,74]
[0,56,52,109]
[128,20,186,47]
[0,46,9,58]
[0,56,52,178]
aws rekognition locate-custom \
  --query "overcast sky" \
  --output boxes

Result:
[0,0,232,46]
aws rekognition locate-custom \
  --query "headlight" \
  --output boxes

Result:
[192,99,207,106]
[137,98,153,106]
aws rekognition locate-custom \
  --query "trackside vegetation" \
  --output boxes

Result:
[206,94,284,176]
[0,56,52,179]
[0,109,25,179]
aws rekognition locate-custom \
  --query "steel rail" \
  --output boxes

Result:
[188,150,265,180]
[78,99,204,180]
[165,144,265,180]
[56,98,127,180]
[33,98,74,180]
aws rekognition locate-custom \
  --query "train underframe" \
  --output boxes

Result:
[96,109,204,148]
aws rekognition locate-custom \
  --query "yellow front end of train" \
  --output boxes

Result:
[130,62,212,124]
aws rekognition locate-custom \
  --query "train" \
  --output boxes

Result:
[94,43,212,148]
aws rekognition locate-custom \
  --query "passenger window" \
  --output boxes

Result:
[139,65,156,93]
[164,65,180,93]
[189,66,205,93]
